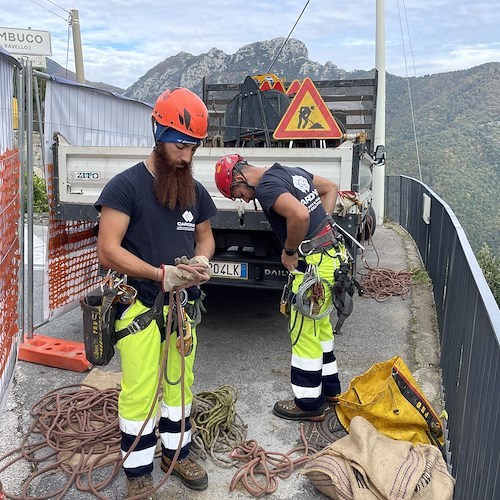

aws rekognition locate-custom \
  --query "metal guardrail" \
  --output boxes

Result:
[385,175,500,499]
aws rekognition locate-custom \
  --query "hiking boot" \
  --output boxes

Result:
[326,395,339,404]
[126,473,157,499]
[161,454,208,491]
[273,399,326,421]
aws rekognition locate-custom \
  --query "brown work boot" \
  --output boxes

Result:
[126,473,157,499]
[326,395,339,404]
[161,454,208,491]
[273,399,326,421]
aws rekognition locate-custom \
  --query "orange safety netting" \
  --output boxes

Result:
[0,149,21,380]
[45,163,101,317]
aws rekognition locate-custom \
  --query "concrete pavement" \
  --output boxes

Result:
[0,224,443,499]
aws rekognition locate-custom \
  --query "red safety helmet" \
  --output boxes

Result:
[214,154,248,199]
[152,88,208,139]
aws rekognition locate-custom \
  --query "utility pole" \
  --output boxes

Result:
[372,0,386,225]
[70,9,85,83]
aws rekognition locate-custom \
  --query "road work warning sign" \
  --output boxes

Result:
[273,78,343,140]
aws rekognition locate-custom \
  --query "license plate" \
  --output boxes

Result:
[210,261,248,279]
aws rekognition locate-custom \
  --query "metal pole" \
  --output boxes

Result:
[18,66,26,342]
[70,9,86,84]
[25,60,35,339]
[372,0,386,225]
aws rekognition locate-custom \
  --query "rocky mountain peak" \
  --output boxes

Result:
[123,37,354,103]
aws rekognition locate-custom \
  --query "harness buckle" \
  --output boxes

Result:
[126,320,143,335]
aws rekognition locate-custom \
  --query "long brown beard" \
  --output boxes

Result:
[153,144,196,210]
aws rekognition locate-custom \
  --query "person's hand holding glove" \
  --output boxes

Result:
[159,255,212,292]
[187,255,212,278]
[174,255,212,278]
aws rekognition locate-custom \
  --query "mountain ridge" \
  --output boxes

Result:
[45,38,500,256]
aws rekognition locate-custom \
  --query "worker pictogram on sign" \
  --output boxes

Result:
[273,78,343,140]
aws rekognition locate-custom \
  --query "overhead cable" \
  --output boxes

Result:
[266,0,311,74]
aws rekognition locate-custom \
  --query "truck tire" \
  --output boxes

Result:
[362,206,376,241]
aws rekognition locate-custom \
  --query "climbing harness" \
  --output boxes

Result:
[281,220,360,340]
[298,221,341,256]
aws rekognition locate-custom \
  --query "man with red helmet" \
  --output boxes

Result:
[95,88,216,497]
[215,154,347,422]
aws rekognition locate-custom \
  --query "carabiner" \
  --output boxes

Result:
[298,239,315,256]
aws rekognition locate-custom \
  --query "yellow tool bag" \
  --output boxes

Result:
[335,356,445,455]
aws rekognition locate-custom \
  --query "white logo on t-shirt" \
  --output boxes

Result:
[292,175,310,194]
[182,211,194,222]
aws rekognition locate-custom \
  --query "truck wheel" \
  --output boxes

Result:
[362,206,376,241]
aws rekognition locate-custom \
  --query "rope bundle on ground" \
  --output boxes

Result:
[358,265,412,301]
[357,226,413,302]
[191,385,247,467]
[0,384,122,499]
[228,425,317,497]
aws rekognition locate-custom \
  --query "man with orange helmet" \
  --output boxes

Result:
[215,154,348,422]
[95,88,216,497]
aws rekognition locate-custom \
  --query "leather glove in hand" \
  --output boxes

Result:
[188,255,212,278]
[174,255,212,278]
[160,264,198,292]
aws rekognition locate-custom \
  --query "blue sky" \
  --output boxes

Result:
[2,0,499,90]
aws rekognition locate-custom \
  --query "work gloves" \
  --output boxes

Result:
[159,256,212,292]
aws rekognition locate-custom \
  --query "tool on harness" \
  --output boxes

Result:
[176,307,193,355]
[332,261,355,334]
[279,274,293,317]
[81,271,136,366]
[81,270,167,366]
[293,264,334,320]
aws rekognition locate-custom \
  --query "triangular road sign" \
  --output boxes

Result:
[272,80,286,93]
[259,80,272,91]
[286,79,301,96]
[273,78,343,140]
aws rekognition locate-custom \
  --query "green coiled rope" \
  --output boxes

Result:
[191,385,248,467]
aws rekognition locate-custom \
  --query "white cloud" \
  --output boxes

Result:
[1,0,498,89]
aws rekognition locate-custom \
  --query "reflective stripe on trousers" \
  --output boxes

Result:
[289,249,344,412]
[115,298,196,477]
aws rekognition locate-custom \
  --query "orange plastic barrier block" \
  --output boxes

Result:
[19,334,92,372]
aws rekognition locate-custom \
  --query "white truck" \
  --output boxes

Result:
[51,74,383,290]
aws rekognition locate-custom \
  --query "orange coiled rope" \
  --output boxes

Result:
[0,384,122,499]
[357,221,413,302]
[228,425,317,497]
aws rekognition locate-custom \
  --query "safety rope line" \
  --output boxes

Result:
[358,217,413,302]
[190,385,247,468]
[228,424,318,497]
[0,287,190,500]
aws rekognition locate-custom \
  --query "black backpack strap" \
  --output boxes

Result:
[114,290,165,342]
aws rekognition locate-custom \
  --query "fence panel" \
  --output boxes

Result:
[0,49,22,414]
[41,77,153,320]
[386,174,500,499]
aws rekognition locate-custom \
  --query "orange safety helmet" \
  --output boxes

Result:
[214,154,248,199]
[152,87,208,139]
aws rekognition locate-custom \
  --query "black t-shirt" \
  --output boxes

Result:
[95,161,217,305]
[255,163,328,245]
